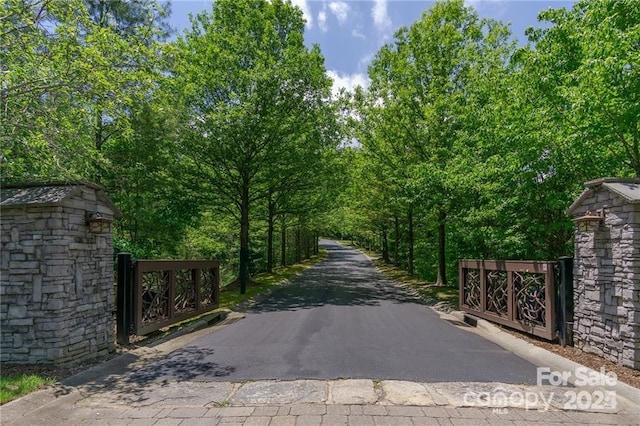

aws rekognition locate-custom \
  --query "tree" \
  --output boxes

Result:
[260,95,340,272]
[365,0,513,284]
[174,0,333,293]
[1,0,171,183]
[1,0,98,180]
[81,0,171,154]
[103,96,201,258]
[350,85,421,273]
[521,0,639,176]
[477,0,640,260]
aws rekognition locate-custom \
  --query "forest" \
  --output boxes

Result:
[2,0,639,291]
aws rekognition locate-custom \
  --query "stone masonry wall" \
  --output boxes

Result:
[1,185,116,364]
[572,187,640,369]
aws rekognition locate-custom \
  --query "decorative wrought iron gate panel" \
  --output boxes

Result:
[459,260,557,340]
[116,254,220,344]
[134,260,220,336]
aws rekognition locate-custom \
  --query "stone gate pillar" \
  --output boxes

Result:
[567,178,640,369]
[1,181,122,365]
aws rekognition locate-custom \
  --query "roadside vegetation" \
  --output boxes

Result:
[3,0,637,290]
[374,260,459,309]
[0,374,55,405]
[218,249,329,310]
[324,0,639,287]
[2,0,343,294]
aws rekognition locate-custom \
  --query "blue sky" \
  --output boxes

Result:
[169,0,575,94]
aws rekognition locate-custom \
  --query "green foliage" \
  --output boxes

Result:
[521,0,639,176]
[5,0,635,288]
[2,0,99,180]
[1,0,170,182]
[104,99,200,258]
[327,0,638,285]
[173,0,338,291]
[351,0,514,284]
[1,0,193,259]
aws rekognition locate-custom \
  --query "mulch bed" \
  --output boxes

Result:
[2,356,110,382]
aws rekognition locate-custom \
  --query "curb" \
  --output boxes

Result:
[449,311,640,412]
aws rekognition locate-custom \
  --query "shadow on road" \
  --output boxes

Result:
[126,347,235,384]
[52,347,236,407]
[250,241,423,313]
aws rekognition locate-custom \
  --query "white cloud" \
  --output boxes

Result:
[372,0,392,37]
[329,1,350,25]
[464,0,508,17]
[352,28,365,40]
[291,0,313,29]
[327,70,370,96]
[318,9,328,32]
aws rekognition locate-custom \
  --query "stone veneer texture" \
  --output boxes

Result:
[571,183,640,369]
[1,184,117,364]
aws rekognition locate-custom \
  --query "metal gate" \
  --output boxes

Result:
[117,253,220,345]
[459,259,562,340]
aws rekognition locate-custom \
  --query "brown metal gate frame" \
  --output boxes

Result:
[133,260,220,336]
[459,259,557,340]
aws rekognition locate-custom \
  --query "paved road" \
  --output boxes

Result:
[128,240,539,384]
[4,241,639,425]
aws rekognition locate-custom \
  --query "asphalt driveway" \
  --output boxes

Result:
[127,240,539,384]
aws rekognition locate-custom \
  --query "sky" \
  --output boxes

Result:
[168,0,575,94]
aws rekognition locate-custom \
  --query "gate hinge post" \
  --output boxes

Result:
[116,252,133,345]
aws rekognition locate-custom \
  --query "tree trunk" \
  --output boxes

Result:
[382,227,390,263]
[296,224,302,263]
[95,108,104,151]
[267,215,274,274]
[239,182,250,294]
[267,197,275,273]
[280,216,287,267]
[394,215,400,266]
[408,209,414,276]
[436,209,447,286]
[305,229,311,259]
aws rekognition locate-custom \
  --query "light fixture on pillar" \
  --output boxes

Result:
[573,209,604,232]
[85,212,112,233]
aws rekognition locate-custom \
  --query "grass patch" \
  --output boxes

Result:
[418,284,459,306]
[374,258,459,307]
[0,374,55,405]
[218,249,328,310]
